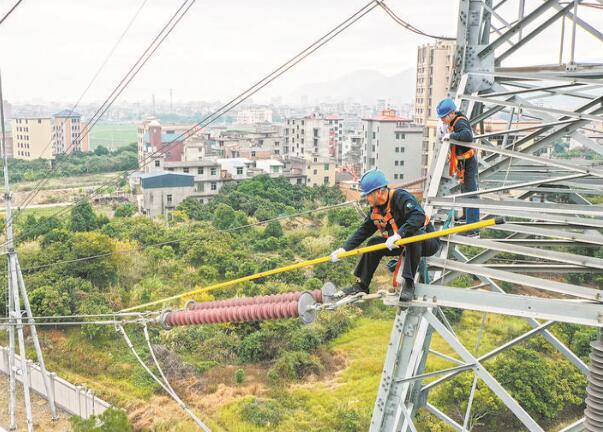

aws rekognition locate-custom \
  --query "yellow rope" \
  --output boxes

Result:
[121,218,499,312]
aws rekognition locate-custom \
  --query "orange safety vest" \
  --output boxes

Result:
[370,189,430,238]
[448,115,476,184]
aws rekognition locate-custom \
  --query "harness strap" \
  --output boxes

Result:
[447,114,474,183]
[370,189,398,238]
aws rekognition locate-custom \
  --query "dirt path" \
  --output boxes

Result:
[0,374,72,431]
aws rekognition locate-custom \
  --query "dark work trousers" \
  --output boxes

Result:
[461,155,480,226]
[353,225,441,289]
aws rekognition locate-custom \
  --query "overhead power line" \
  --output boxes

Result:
[14,0,150,213]
[11,178,422,274]
[378,1,456,41]
[17,200,358,273]
[0,0,24,27]
[12,0,194,219]
[1,0,380,249]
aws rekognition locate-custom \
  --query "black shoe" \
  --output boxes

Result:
[399,279,415,302]
[342,282,369,296]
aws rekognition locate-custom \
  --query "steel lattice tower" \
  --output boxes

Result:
[370,1,603,431]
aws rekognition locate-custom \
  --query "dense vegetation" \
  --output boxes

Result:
[1,176,598,431]
[1,143,137,183]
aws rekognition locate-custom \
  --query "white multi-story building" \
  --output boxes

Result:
[341,130,363,168]
[145,155,225,204]
[217,158,253,180]
[255,159,284,177]
[284,113,340,161]
[362,109,423,184]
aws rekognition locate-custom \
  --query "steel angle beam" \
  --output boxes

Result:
[495,239,600,247]
[484,264,602,273]
[410,285,603,328]
[431,232,526,286]
[521,187,603,196]
[450,173,589,198]
[490,223,603,245]
[547,0,603,42]
[478,0,559,58]
[429,197,603,217]
[422,322,556,393]
[476,71,603,86]
[452,140,603,178]
[476,209,603,229]
[495,1,579,65]
[423,311,545,432]
[425,404,463,432]
[474,118,577,138]
[481,84,585,99]
[461,95,603,122]
[559,418,585,432]
[426,257,602,300]
[448,235,603,269]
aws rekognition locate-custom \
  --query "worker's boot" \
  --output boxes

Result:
[399,279,415,302]
[341,282,369,297]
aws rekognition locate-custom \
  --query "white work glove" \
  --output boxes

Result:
[442,133,451,141]
[330,247,346,263]
[385,233,402,250]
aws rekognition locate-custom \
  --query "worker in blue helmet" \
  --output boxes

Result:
[437,98,480,235]
[330,169,440,301]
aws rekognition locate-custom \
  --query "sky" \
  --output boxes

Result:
[0,0,602,105]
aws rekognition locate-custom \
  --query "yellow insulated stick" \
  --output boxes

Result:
[122,217,504,312]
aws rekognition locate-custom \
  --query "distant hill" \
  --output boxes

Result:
[288,68,416,105]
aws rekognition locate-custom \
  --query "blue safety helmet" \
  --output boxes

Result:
[359,169,388,197]
[436,98,456,118]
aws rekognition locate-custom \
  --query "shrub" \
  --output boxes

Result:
[235,368,245,385]
[268,351,322,382]
[240,398,283,427]
[70,407,133,432]
[114,203,136,218]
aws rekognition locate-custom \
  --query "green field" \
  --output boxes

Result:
[89,123,137,151]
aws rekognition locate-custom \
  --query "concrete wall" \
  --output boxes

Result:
[142,185,195,218]
[0,346,110,419]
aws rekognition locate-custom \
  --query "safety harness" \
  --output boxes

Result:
[370,189,399,238]
[370,189,432,289]
[448,114,476,184]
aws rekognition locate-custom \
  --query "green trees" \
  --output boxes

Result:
[212,203,236,229]
[114,203,136,218]
[493,345,586,423]
[18,214,62,241]
[0,143,138,183]
[263,220,283,238]
[183,175,345,223]
[71,202,98,232]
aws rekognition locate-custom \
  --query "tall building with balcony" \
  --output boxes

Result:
[415,40,456,125]
[52,110,89,154]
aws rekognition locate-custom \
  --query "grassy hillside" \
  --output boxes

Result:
[2,176,595,431]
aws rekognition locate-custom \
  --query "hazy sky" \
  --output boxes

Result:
[1,0,601,104]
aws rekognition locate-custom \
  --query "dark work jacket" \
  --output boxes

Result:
[343,189,426,251]
[449,111,473,155]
